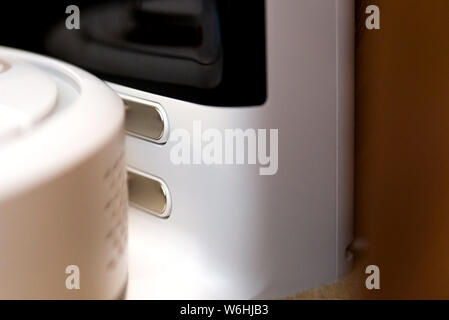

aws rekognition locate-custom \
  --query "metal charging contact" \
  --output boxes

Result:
[111,86,172,218]
[127,167,172,218]
[119,93,169,144]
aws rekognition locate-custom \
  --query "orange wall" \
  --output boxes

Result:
[357,0,449,298]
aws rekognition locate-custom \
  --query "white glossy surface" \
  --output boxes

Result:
[122,0,354,299]
[0,60,57,140]
[0,47,123,200]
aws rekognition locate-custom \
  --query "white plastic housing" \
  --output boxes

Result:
[0,47,128,299]
[121,0,354,299]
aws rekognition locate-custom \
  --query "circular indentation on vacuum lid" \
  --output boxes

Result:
[0,58,58,141]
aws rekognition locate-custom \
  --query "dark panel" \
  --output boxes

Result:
[0,0,266,107]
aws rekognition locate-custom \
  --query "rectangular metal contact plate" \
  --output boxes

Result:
[127,167,171,218]
[120,93,168,143]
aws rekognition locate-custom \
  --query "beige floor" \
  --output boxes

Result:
[288,261,364,300]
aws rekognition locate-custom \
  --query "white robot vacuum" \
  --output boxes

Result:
[0,47,128,299]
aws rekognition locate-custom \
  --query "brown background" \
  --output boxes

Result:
[356,0,449,299]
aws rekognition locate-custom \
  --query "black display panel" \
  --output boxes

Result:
[0,0,266,107]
